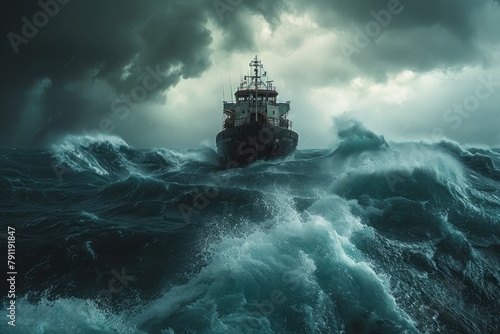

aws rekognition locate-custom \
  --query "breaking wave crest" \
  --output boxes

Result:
[2,120,499,333]
[51,135,219,179]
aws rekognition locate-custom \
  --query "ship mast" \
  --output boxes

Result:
[250,55,262,123]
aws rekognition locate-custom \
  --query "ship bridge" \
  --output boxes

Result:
[222,56,292,130]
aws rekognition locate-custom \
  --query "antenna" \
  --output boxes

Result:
[238,68,242,90]
[227,62,233,102]
[249,55,263,123]
[214,56,225,101]
[229,74,233,102]
[221,74,226,101]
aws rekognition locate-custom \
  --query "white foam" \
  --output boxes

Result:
[129,192,417,332]
[51,134,129,175]
[2,297,143,334]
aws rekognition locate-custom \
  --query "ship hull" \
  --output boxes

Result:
[216,124,298,168]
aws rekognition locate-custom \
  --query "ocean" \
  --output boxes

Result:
[1,121,499,333]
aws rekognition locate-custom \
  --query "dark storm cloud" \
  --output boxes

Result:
[1,0,498,148]
[0,0,294,147]
[1,0,213,147]
[212,0,289,51]
[297,0,480,35]
[293,0,498,81]
[214,0,498,82]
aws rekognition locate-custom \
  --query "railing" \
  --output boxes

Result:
[223,114,292,130]
[224,99,290,106]
[237,85,277,92]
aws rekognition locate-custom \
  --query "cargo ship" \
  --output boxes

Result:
[216,56,299,168]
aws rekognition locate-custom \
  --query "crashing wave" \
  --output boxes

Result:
[50,135,218,179]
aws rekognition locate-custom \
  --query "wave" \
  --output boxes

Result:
[330,118,390,156]
[5,193,419,333]
[51,135,219,180]
[127,193,418,333]
[4,119,498,333]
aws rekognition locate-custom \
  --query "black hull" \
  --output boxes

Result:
[216,124,298,168]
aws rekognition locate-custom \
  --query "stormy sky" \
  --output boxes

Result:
[1,0,500,149]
